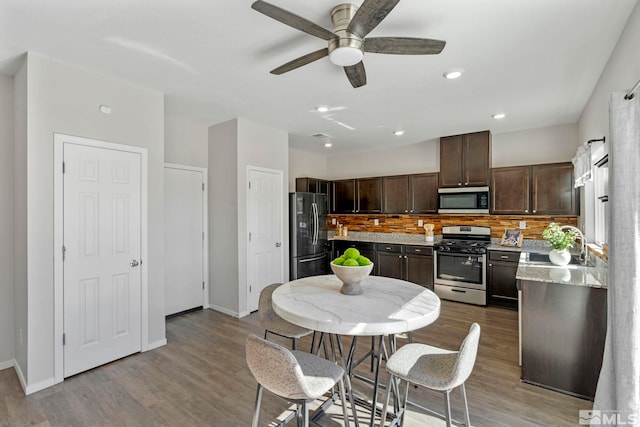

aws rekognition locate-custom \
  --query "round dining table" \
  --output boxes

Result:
[272,274,441,427]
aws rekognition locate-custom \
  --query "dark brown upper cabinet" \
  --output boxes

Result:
[383,173,438,214]
[491,166,531,214]
[331,177,382,213]
[295,177,329,195]
[331,179,356,213]
[491,162,577,215]
[531,163,576,215]
[440,131,491,188]
[356,177,383,213]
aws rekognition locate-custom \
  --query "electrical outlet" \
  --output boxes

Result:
[418,219,424,227]
[519,221,527,229]
[374,219,379,226]
[332,218,336,225]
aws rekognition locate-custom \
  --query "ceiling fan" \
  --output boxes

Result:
[251,0,446,88]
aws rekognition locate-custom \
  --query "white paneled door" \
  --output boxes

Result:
[63,143,142,378]
[247,168,283,312]
[164,165,206,316]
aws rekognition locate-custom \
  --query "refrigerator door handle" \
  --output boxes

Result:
[299,253,328,263]
[312,202,318,245]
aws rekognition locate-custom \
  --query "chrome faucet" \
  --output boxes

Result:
[560,225,588,265]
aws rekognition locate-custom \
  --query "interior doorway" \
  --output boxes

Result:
[247,166,284,312]
[54,134,149,383]
[164,164,208,316]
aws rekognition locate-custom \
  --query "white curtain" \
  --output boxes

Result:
[593,92,640,420]
[572,142,592,187]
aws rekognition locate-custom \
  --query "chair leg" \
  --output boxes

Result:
[337,376,351,427]
[252,384,263,427]
[379,376,393,427]
[400,380,409,426]
[293,337,298,350]
[460,383,471,427]
[443,389,452,427]
[302,401,309,427]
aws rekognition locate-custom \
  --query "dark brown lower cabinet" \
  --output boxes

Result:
[488,250,520,309]
[521,280,607,400]
[376,244,433,290]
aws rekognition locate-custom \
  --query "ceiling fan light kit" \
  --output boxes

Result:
[251,0,445,88]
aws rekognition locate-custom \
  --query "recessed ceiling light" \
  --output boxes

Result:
[323,142,333,148]
[393,130,405,136]
[316,105,330,113]
[492,113,506,119]
[443,69,463,79]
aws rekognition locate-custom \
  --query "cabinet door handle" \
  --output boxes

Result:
[404,256,407,259]
[532,210,536,213]
[500,255,509,259]
[525,209,528,213]
[489,263,493,267]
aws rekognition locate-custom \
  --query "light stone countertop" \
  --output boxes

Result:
[328,232,607,289]
[515,251,607,289]
[328,231,438,246]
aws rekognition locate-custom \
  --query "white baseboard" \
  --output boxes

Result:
[13,362,55,395]
[145,339,167,351]
[208,304,243,318]
[0,359,14,370]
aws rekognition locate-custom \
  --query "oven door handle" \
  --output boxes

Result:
[451,288,467,293]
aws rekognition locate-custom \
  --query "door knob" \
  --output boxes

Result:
[130,260,139,267]
[275,242,281,247]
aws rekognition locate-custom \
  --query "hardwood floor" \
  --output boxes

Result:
[0,301,592,426]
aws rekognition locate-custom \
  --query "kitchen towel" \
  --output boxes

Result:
[592,91,640,421]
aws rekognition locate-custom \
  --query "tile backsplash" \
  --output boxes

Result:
[327,214,578,240]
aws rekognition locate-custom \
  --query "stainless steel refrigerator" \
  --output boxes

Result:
[289,192,330,280]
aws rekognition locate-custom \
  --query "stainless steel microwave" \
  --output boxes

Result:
[438,186,490,214]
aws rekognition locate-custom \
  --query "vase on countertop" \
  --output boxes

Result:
[549,249,571,266]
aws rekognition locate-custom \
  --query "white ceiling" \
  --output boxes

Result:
[0,0,637,155]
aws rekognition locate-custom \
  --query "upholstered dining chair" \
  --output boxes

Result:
[245,334,351,427]
[258,283,313,350]
[379,323,481,427]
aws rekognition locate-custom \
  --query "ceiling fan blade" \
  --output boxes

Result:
[344,62,367,88]
[347,0,400,39]
[364,37,446,55]
[270,48,329,75]
[252,1,337,41]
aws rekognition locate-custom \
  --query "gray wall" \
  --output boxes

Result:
[165,114,208,167]
[208,119,239,315]
[0,74,14,369]
[13,61,28,380]
[16,53,166,391]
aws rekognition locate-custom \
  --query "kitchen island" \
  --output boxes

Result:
[516,252,607,400]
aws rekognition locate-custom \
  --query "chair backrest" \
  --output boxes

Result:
[258,283,282,325]
[449,323,481,388]
[245,334,311,400]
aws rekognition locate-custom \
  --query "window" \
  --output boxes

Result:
[593,154,609,246]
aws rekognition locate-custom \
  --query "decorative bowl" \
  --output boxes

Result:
[330,262,374,295]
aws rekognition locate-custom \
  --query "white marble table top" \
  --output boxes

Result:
[272,275,441,336]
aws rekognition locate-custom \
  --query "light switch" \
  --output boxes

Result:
[519,221,527,229]
[374,219,379,226]
[418,219,424,227]
[332,218,336,225]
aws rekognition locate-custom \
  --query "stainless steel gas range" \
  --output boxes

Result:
[433,225,491,306]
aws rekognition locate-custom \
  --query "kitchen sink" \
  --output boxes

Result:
[525,252,590,266]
